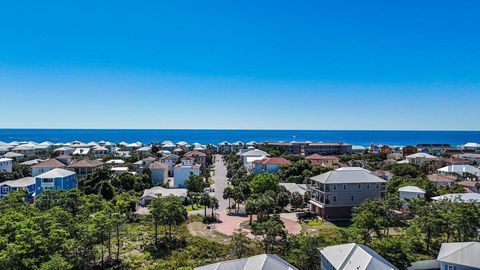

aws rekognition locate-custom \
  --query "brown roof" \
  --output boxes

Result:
[150,161,168,170]
[142,156,157,162]
[56,154,72,159]
[457,181,480,188]
[427,174,456,183]
[31,158,66,168]
[184,150,206,157]
[67,159,104,168]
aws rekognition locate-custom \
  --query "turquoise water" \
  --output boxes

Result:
[0,129,478,146]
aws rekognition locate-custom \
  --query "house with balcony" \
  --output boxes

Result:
[31,158,66,177]
[308,168,387,220]
[305,153,340,169]
[173,157,200,188]
[184,150,207,167]
[0,177,35,200]
[160,154,179,176]
[35,168,77,196]
[66,159,104,177]
[0,158,13,173]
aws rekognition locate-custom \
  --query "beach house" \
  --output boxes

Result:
[0,158,13,173]
[35,168,77,196]
[173,157,200,188]
[308,168,387,220]
[31,158,66,177]
[0,177,35,200]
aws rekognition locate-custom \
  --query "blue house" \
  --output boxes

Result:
[35,168,77,196]
[0,177,36,200]
[437,242,480,270]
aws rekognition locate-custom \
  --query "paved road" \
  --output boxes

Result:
[213,154,229,210]
[188,155,229,216]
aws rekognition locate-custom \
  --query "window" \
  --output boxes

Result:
[358,184,361,189]
[333,185,336,190]
[376,184,379,189]
[333,196,337,202]
[351,195,354,201]
[2,186,9,193]
[367,184,370,189]
[343,184,347,190]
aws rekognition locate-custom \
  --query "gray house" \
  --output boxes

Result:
[308,168,387,220]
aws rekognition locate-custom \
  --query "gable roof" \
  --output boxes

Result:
[254,157,291,166]
[67,159,104,168]
[320,243,398,270]
[194,254,298,270]
[310,170,386,184]
[398,186,426,194]
[31,158,66,168]
[1,177,35,188]
[437,242,480,268]
[184,150,207,157]
[141,186,187,199]
[36,168,76,178]
[150,161,168,170]
[437,165,480,174]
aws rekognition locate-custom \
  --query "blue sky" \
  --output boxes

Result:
[0,1,479,130]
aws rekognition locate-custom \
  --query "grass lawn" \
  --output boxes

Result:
[300,218,339,238]
[185,204,206,212]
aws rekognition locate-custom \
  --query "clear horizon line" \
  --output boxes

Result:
[0,127,479,132]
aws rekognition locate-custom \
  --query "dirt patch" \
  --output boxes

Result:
[187,222,230,244]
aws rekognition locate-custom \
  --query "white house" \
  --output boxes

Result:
[173,157,200,188]
[398,186,426,201]
[3,152,25,161]
[140,186,187,206]
[0,158,13,173]
[437,165,480,176]
[406,153,437,166]
[319,243,398,270]
[53,146,75,155]
[462,142,480,153]
[111,167,129,175]
[241,149,270,171]
[160,154,178,176]
[72,147,91,155]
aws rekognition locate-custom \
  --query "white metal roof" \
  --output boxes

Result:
[437,165,480,174]
[194,254,298,270]
[431,193,480,204]
[335,167,371,172]
[398,186,426,194]
[279,183,307,195]
[406,153,437,159]
[0,158,13,162]
[437,242,480,268]
[36,168,75,179]
[320,243,398,270]
[141,186,187,200]
[0,177,35,188]
[241,149,270,157]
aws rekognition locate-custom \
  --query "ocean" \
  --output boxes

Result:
[0,129,479,147]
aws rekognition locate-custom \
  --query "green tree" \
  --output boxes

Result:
[250,173,280,194]
[251,214,287,254]
[39,254,72,270]
[372,237,414,270]
[290,192,304,210]
[229,229,252,259]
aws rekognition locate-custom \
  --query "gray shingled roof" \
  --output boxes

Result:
[194,254,298,270]
[310,169,387,184]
